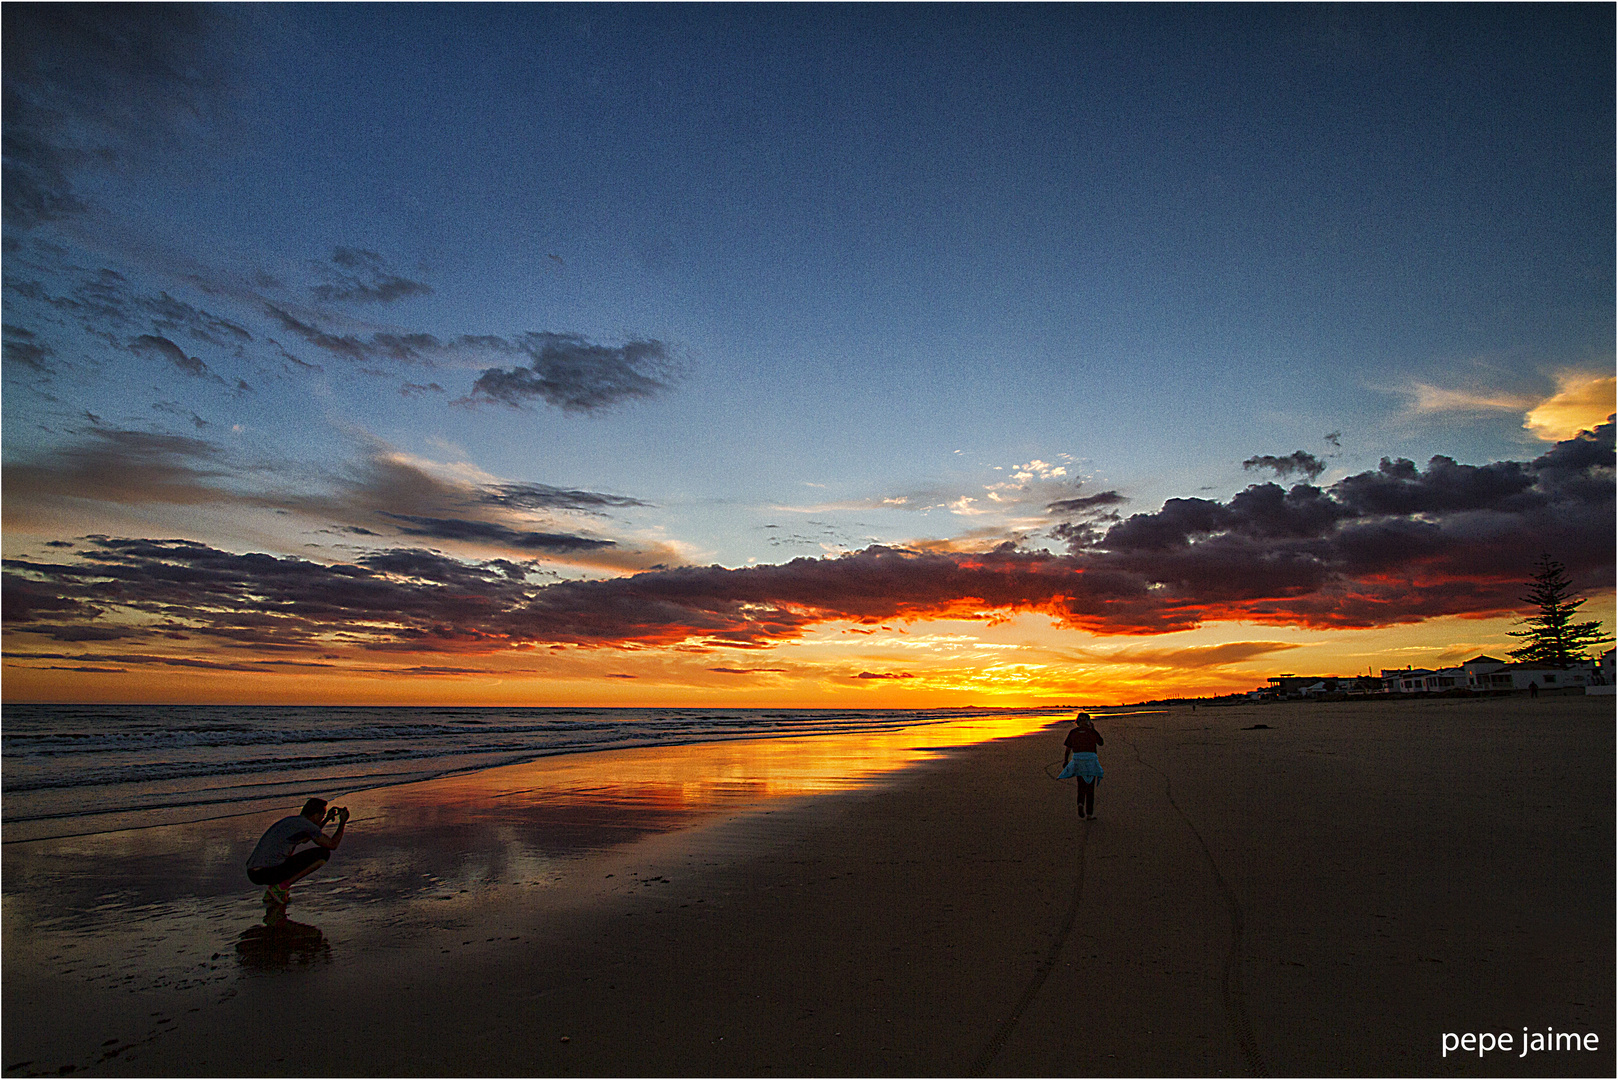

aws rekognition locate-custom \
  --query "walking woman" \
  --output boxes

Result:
[1058,713,1104,819]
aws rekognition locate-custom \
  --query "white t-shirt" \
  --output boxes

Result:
[246,814,326,870]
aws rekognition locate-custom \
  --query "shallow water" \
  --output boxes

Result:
[3,711,1061,1008]
[2,704,1060,841]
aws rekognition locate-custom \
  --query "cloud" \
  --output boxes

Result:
[129,333,221,380]
[2,5,229,228]
[3,427,232,510]
[467,333,679,412]
[141,292,253,347]
[310,248,432,305]
[9,251,683,412]
[1402,383,1536,415]
[381,513,616,553]
[7,423,1611,655]
[1242,451,1326,481]
[259,306,682,412]
[1046,491,1127,516]
[479,482,649,512]
[1523,372,1616,442]
[1089,640,1305,669]
[1,428,666,566]
[2,325,54,371]
[260,303,443,366]
[152,401,211,429]
[855,671,916,679]
[1400,371,1616,445]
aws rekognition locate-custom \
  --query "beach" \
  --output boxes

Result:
[3,695,1612,1076]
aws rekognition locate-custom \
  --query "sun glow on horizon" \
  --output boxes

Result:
[9,594,1610,708]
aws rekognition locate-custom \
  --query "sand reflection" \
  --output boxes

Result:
[3,712,1060,997]
[362,711,1059,844]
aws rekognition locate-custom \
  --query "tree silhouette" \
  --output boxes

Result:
[1506,556,1611,668]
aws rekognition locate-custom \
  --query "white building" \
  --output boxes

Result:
[1500,664,1595,691]
[1463,655,1512,692]
[1381,668,1434,693]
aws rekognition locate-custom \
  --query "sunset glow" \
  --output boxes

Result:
[2,6,1612,707]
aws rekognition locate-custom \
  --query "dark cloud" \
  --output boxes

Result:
[382,514,617,553]
[1048,517,1118,552]
[9,254,680,413]
[141,292,253,347]
[261,310,678,412]
[152,401,211,429]
[3,427,231,509]
[856,671,916,679]
[2,5,228,228]
[1046,491,1127,516]
[709,667,789,674]
[1329,455,1538,515]
[3,428,661,566]
[479,482,649,512]
[7,425,1610,655]
[468,334,678,412]
[2,324,54,371]
[129,333,220,380]
[310,248,432,305]
[1243,451,1327,481]
[9,270,134,334]
[261,304,441,366]
[8,271,249,381]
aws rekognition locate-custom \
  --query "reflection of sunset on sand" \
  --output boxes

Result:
[382,710,1058,818]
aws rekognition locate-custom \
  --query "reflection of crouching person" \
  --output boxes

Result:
[247,797,347,909]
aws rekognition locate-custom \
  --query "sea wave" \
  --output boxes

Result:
[2,705,1058,829]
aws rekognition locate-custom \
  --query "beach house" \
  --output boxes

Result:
[1462,656,1512,691]
[1496,663,1595,692]
[1381,668,1435,693]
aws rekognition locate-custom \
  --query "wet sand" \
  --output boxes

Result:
[4,696,1612,1076]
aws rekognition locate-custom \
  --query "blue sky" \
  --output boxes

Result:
[4,5,1613,704]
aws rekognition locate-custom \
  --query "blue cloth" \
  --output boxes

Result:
[1058,751,1103,782]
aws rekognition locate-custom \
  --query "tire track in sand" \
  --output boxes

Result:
[1125,732,1270,1077]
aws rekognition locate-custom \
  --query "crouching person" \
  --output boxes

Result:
[246,797,347,914]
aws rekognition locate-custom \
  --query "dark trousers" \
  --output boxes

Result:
[1076,778,1096,816]
[247,846,329,887]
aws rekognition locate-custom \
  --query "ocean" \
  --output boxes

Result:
[2,704,1069,842]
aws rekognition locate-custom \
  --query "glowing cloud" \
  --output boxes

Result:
[1403,383,1536,415]
[1523,372,1617,442]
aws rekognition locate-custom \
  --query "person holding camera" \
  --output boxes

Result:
[246,797,349,912]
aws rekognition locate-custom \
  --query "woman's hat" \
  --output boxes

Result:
[1072,712,1091,724]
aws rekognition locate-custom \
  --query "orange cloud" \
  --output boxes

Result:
[1523,372,1616,441]
[6,424,1611,689]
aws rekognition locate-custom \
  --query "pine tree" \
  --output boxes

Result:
[1506,556,1612,668]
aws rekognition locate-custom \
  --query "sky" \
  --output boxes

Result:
[3,4,1614,707]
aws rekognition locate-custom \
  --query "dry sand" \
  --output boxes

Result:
[4,695,1612,1076]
